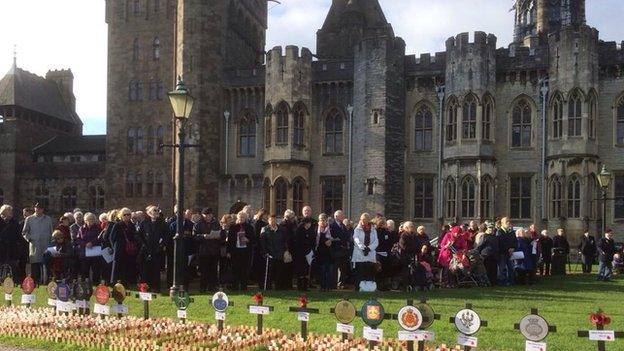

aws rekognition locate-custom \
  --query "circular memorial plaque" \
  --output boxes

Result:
[95,284,110,305]
[55,282,70,302]
[334,299,357,324]
[211,292,229,313]
[74,279,85,301]
[415,302,436,329]
[360,299,385,328]
[47,281,58,299]
[112,282,127,304]
[21,276,35,295]
[454,308,482,335]
[398,305,423,331]
[519,314,550,342]
[83,279,93,300]
[3,277,14,295]
[173,290,191,310]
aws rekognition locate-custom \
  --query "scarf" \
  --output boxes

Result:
[363,223,371,247]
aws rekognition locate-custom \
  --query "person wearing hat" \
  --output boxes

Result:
[22,203,54,284]
[476,221,499,286]
[193,207,224,292]
[597,229,616,281]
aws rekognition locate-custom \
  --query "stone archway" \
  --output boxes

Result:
[229,200,247,214]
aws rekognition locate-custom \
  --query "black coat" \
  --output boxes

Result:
[0,217,21,263]
[111,220,141,260]
[293,220,316,276]
[476,234,499,259]
[578,235,597,257]
[538,236,554,261]
[138,218,168,261]
[329,221,351,260]
[193,218,223,256]
[226,223,255,254]
[552,235,570,255]
[260,225,286,260]
[496,227,517,254]
[598,237,616,263]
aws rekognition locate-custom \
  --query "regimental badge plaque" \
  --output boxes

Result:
[21,276,35,295]
[3,277,14,295]
[173,290,191,311]
[112,282,127,304]
[519,314,550,342]
[334,299,357,325]
[454,308,482,335]
[398,305,423,331]
[361,299,385,328]
[415,302,436,329]
[55,282,70,302]
[47,281,58,299]
[95,283,110,305]
[211,292,229,313]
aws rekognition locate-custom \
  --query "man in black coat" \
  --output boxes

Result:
[597,229,616,281]
[0,205,22,280]
[496,217,517,286]
[329,210,352,289]
[138,206,168,292]
[578,231,597,274]
[193,208,224,292]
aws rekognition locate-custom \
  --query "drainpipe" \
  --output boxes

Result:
[539,78,549,221]
[436,85,445,226]
[224,111,230,175]
[347,104,354,219]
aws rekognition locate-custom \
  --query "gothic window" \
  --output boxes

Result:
[35,185,50,209]
[262,179,270,213]
[292,178,305,216]
[265,116,272,148]
[550,176,563,218]
[61,187,78,211]
[127,128,136,154]
[152,38,160,60]
[135,172,143,197]
[322,176,343,216]
[155,172,164,197]
[146,171,154,196]
[567,175,581,218]
[89,186,105,211]
[132,38,139,61]
[276,104,289,145]
[128,81,142,101]
[588,175,599,220]
[510,175,532,219]
[156,126,164,154]
[482,96,493,141]
[414,105,433,151]
[615,175,624,219]
[293,105,305,147]
[446,99,457,142]
[444,177,456,219]
[512,99,532,147]
[568,91,582,137]
[154,0,160,13]
[126,171,134,198]
[146,126,154,154]
[588,92,597,139]
[324,108,344,154]
[552,94,563,139]
[617,97,624,145]
[136,128,144,153]
[238,113,256,157]
[274,178,288,218]
[480,176,494,219]
[462,95,477,139]
[133,0,140,16]
[413,176,434,219]
[461,177,476,218]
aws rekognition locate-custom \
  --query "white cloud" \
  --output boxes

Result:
[1,0,623,135]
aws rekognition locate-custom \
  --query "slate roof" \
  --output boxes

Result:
[33,135,106,155]
[320,0,391,32]
[0,63,81,125]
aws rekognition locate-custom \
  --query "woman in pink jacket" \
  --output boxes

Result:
[437,226,467,287]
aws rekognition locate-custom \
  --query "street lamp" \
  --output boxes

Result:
[166,76,195,296]
[598,165,612,236]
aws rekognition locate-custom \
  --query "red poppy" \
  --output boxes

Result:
[253,292,263,304]
[589,310,611,326]
[298,295,307,308]
[137,282,149,293]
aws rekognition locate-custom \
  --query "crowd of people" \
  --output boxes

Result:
[0,201,620,293]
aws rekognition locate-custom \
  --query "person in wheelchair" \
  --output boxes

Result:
[43,230,74,281]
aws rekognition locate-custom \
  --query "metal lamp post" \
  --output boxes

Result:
[598,165,612,237]
[166,76,195,297]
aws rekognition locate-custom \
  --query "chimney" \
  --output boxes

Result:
[46,69,76,113]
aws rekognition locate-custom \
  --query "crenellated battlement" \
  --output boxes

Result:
[266,45,313,65]
[445,32,497,53]
[406,52,446,73]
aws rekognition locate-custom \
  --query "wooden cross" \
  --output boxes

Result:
[356,303,394,349]
[288,297,319,341]
[514,308,557,347]
[135,286,157,320]
[216,301,234,332]
[449,303,488,351]
[330,299,355,341]
[403,298,441,351]
[248,295,274,335]
[578,322,624,351]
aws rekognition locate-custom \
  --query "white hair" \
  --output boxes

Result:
[283,209,296,221]
[0,205,13,216]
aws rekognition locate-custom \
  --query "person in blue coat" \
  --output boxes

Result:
[513,228,535,285]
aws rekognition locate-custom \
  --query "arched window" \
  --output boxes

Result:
[132,38,139,61]
[293,105,305,147]
[552,94,563,139]
[262,179,271,213]
[480,176,494,219]
[152,37,160,60]
[482,96,493,141]
[616,174,624,219]
[512,99,532,147]
[265,116,272,148]
[135,172,143,197]
[133,0,140,16]
[461,177,476,218]
[128,81,142,101]
[126,171,135,198]
[155,172,164,197]
[146,126,154,154]
[136,128,144,153]
[292,178,305,216]
[89,186,105,211]
[617,96,624,145]
[588,175,599,220]
[588,92,597,139]
[127,128,136,154]
[414,105,433,151]
[324,108,344,154]
[154,0,160,13]
[238,112,256,157]
[322,176,343,216]
[156,126,164,154]
[567,176,581,218]
[413,176,434,219]
[35,185,50,209]
[146,171,154,196]
[446,99,458,142]
[445,177,456,219]
[568,91,582,137]
[61,187,78,211]
[462,95,477,139]
[276,104,289,145]
[274,178,288,217]
[550,176,563,218]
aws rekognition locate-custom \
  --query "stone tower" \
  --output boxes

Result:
[513,0,587,45]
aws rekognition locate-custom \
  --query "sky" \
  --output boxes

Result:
[1,0,623,135]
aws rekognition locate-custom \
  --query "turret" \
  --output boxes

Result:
[46,69,75,113]
[444,32,497,95]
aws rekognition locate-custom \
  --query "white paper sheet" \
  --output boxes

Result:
[86,246,103,257]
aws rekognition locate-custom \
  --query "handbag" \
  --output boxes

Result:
[283,250,293,263]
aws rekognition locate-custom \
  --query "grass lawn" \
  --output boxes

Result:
[1,271,622,351]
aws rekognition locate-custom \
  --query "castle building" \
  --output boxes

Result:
[2,0,624,243]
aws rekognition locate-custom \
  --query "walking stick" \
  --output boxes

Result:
[263,255,271,291]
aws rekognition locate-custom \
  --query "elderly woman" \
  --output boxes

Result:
[437,226,467,288]
[513,228,536,285]
[76,212,103,282]
[227,211,255,291]
[110,208,141,285]
[352,213,378,291]
[46,229,73,280]
[0,205,21,278]
[293,214,316,291]
[476,221,499,285]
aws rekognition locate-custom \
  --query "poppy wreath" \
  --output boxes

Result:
[589,309,612,326]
